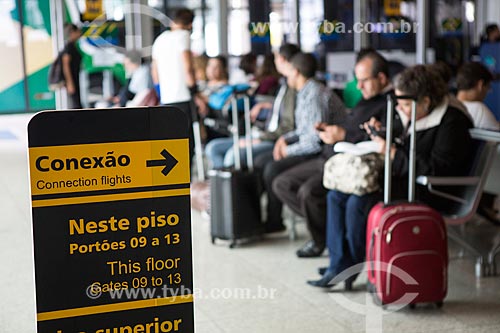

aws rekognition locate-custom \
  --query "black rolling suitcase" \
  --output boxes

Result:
[209,90,263,248]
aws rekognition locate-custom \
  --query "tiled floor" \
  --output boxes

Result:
[1,114,500,333]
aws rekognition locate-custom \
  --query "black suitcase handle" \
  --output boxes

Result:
[230,93,254,172]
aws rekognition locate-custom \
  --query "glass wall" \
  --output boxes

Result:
[322,0,354,52]
[269,0,294,50]
[202,0,218,56]
[0,0,27,112]
[0,0,55,113]
[228,0,251,55]
[432,0,473,71]
[23,0,55,111]
[366,0,417,51]
[299,0,323,52]
[269,0,324,52]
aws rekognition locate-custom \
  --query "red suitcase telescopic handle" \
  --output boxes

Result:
[384,95,393,205]
[385,95,417,204]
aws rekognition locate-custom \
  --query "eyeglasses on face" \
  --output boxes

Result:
[357,76,375,84]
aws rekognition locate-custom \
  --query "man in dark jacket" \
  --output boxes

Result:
[273,51,401,257]
[62,24,82,109]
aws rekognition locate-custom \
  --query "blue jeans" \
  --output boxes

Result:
[205,137,233,169]
[205,137,274,169]
[325,190,380,278]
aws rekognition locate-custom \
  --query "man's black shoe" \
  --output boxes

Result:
[296,240,324,258]
[264,223,286,234]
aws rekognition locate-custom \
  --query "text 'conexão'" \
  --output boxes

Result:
[35,152,131,172]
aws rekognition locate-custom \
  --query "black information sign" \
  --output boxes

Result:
[28,107,194,333]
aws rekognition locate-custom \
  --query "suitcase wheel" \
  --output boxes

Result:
[369,291,384,307]
[211,237,216,244]
[229,242,236,249]
[435,301,443,308]
[409,303,416,310]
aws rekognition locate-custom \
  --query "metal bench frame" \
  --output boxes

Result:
[416,128,500,277]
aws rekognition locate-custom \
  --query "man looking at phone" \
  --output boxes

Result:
[273,51,401,257]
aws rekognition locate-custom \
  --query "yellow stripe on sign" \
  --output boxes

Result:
[29,139,190,197]
[37,294,194,321]
[32,188,190,207]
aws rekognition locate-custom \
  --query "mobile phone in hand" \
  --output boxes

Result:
[368,125,386,138]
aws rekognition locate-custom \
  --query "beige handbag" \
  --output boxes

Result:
[323,153,384,196]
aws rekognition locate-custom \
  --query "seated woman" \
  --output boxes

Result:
[201,56,229,100]
[254,53,280,96]
[196,56,232,140]
[308,65,473,289]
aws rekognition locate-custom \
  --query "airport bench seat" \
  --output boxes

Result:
[416,128,500,277]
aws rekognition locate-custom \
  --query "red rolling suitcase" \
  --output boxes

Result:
[366,96,448,308]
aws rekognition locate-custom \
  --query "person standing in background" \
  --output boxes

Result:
[151,8,207,158]
[62,24,82,109]
[95,50,153,108]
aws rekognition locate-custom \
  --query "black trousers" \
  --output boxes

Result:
[255,151,316,227]
[272,157,328,248]
[68,89,82,109]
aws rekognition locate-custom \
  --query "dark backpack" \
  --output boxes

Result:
[48,51,65,90]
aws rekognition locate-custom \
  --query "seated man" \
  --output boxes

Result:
[204,43,299,169]
[426,61,470,118]
[481,23,500,44]
[95,50,152,108]
[273,51,401,257]
[256,52,346,233]
[456,62,500,130]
